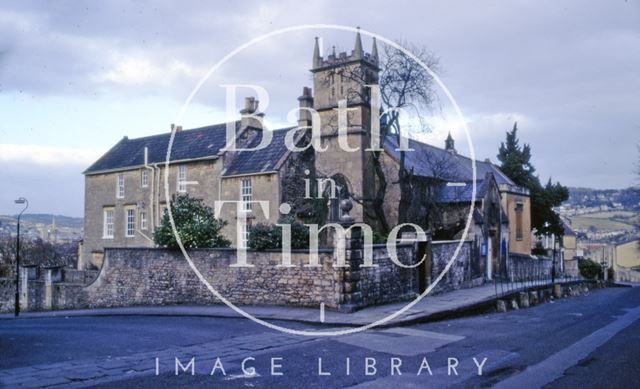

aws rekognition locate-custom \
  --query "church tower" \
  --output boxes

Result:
[310,29,380,223]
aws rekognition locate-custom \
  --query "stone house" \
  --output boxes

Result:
[80,31,531,284]
[80,117,308,269]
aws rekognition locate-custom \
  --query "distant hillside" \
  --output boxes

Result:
[0,214,83,229]
[566,187,640,211]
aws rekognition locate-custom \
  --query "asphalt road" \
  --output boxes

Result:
[1,286,639,388]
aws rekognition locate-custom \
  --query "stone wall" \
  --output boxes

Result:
[0,278,15,312]
[25,239,420,313]
[430,240,481,294]
[506,253,556,281]
[614,266,640,283]
[58,248,342,310]
[356,244,419,307]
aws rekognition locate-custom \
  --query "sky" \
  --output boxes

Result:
[0,0,639,216]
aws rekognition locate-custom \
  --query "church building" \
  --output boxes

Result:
[80,31,531,281]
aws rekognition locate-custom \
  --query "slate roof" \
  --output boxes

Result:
[437,179,490,203]
[384,136,515,186]
[84,122,239,174]
[222,127,296,177]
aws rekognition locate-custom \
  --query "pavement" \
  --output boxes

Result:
[0,279,602,327]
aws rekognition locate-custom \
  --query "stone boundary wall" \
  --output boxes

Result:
[507,253,556,281]
[614,266,640,283]
[57,248,340,310]
[43,243,418,312]
[356,244,419,307]
[0,278,15,312]
[430,240,480,294]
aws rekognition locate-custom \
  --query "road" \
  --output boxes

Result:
[0,286,638,388]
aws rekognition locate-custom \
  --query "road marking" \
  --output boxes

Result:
[494,305,640,388]
[320,303,325,323]
[383,327,465,342]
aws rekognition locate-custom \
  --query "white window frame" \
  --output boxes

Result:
[125,207,136,238]
[141,170,148,188]
[116,174,125,198]
[140,210,147,230]
[177,165,187,193]
[103,208,114,239]
[240,224,249,249]
[241,178,252,212]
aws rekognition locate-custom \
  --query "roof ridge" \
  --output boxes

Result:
[121,121,237,143]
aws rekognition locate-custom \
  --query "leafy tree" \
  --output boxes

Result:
[497,123,569,237]
[247,223,281,251]
[498,123,537,188]
[153,194,230,249]
[330,40,440,233]
[247,216,310,251]
[578,258,602,279]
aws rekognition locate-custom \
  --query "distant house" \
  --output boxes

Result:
[561,221,578,261]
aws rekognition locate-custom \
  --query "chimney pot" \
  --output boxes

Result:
[244,97,255,112]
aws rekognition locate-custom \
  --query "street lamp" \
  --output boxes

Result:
[14,197,28,317]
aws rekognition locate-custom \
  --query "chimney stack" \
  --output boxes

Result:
[240,96,264,129]
[297,86,314,128]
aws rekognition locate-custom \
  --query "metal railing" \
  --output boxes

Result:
[493,254,582,298]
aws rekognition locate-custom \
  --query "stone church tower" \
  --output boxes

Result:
[310,29,380,223]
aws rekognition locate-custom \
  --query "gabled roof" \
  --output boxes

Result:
[222,127,296,177]
[84,122,239,175]
[384,136,515,186]
[384,136,516,186]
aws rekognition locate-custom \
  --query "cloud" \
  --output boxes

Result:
[0,0,638,208]
[0,144,105,166]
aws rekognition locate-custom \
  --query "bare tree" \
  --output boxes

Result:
[325,41,441,233]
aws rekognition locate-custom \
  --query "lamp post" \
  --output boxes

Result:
[14,197,28,317]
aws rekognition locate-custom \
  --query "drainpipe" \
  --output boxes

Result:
[153,163,161,226]
[143,147,155,231]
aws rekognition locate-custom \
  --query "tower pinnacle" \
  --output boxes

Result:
[353,27,363,59]
[313,36,322,68]
[371,37,379,63]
